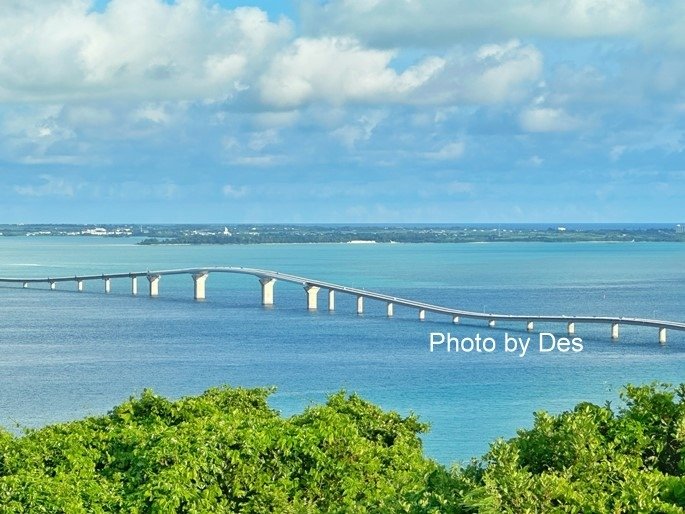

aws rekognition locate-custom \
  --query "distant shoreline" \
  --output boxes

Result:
[1,223,683,245]
[136,227,684,245]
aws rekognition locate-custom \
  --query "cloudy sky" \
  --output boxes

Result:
[1,0,684,223]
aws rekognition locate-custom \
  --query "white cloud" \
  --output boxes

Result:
[0,1,553,113]
[301,0,650,47]
[331,110,387,149]
[0,106,90,164]
[424,141,465,160]
[248,129,279,151]
[522,155,544,167]
[252,111,300,129]
[416,40,543,105]
[222,184,248,198]
[14,174,77,197]
[259,37,444,107]
[0,0,292,103]
[132,104,172,124]
[232,155,279,166]
[519,107,582,132]
[62,105,114,127]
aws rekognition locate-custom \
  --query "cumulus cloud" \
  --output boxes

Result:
[259,37,445,107]
[301,0,650,47]
[519,107,583,132]
[0,1,548,112]
[416,40,543,105]
[0,0,292,103]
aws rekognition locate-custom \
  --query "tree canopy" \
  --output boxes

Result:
[0,383,684,512]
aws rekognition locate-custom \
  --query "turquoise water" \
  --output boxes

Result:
[0,237,684,465]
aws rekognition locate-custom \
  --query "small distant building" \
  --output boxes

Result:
[82,227,108,236]
[677,224,684,234]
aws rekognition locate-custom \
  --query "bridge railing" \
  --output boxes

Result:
[1,266,683,344]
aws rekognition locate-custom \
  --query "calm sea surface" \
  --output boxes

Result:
[0,237,684,465]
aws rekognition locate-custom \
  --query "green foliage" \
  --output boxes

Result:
[1,383,684,512]
[0,387,455,513]
[459,383,685,513]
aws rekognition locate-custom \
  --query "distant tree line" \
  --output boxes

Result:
[138,228,685,245]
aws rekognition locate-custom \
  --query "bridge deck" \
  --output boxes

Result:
[1,266,684,332]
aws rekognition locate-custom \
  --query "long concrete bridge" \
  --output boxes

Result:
[1,266,683,344]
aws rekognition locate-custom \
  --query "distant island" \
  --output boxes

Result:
[1,223,684,244]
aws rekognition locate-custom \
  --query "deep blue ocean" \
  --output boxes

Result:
[1,237,684,465]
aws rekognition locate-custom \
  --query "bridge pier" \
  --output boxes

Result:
[305,285,320,310]
[193,272,208,300]
[4,268,685,346]
[147,274,160,297]
[260,278,275,306]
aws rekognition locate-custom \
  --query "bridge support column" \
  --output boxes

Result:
[260,278,275,306]
[103,277,111,294]
[356,296,364,315]
[419,309,425,321]
[387,302,394,317]
[49,281,56,290]
[659,327,667,345]
[567,322,575,335]
[526,321,534,331]
[193,272,208,300]
[611,322,619,340]
[77,280,84,292]
[452,315,459,324]
[305,285,320,310]
[147,274,160,297]
[328,289,335,311]
[488,319,496,327]
[131,276,138,295]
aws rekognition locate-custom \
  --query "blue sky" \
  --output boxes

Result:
[1,0,684,223]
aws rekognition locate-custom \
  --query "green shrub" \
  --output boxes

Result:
[1,383,684,512]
